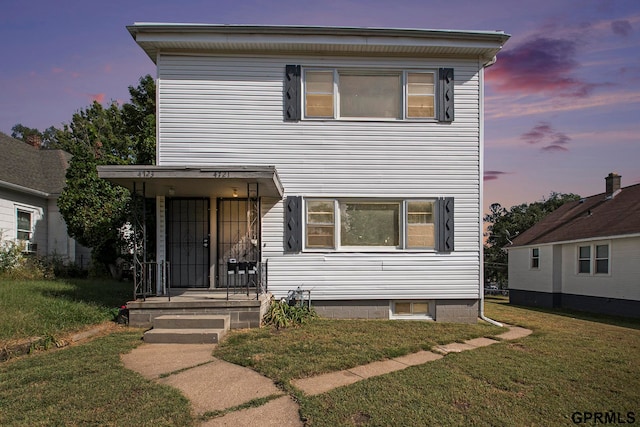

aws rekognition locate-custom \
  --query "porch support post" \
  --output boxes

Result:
[156,196,166,295]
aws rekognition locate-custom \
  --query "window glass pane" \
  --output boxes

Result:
[596,259,609,274]
[579,260,591,274]
[306,201,335,248]
[17,231,30,240]
[412,302,429,314]
[17,211,31,231]
[340,202,399,246]
[407,201,434,248]
[596,245,608,258]
[305,71,334,118]
[339,73,401,118]
[407,73,435,118]
[531,258,539,269]
[532,248,539,257]
[579,246,590,259]
[395,302,411,315]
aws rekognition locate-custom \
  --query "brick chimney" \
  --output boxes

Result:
[605,172,621,199]
[25,134,42,149]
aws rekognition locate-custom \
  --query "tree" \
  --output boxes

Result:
[54,75,156,273]
[483,192,581,287]
[11,123,59,148]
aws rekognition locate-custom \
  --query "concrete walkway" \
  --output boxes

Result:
[121,324,531,426]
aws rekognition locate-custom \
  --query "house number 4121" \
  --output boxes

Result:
[137,171,154,178]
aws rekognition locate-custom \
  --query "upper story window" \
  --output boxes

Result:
[303,69,435,120]
[17,210,32,241]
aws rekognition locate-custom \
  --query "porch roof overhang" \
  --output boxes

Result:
[97,165,283,199]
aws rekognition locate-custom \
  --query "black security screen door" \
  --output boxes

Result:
[167,198,210,288]
[217,198,260,288]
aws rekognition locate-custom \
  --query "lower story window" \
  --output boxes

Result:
[595,244,609,274]
[17,210,32,241]
[392,300,433,318]
[305,199,435,250]
[577,243,610,275]
[531,248,540,269]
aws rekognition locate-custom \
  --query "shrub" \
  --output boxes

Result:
[0,237,24,274]
[263,298,317,329]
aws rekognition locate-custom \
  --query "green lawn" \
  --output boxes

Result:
[294,300,640,426]
[1,283,638,426]
[0,330,193,427]
[0,278,131,348]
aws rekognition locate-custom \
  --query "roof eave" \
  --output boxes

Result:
[127,23,510,64]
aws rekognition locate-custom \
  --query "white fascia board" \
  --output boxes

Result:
[0,180,51,198]
[505,233,640,250]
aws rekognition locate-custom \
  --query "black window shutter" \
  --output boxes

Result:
[284,196,302,252]
[284,65,301,121]
[437,197,454,252]
[438,68,454,122]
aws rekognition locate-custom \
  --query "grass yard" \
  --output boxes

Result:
[214,319,503,387]
[293,299,640,426]
[0,278,131,348]
[0,330,193,426]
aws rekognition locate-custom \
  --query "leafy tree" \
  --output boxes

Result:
[483,192,581,287]
[54,75,156,274]
[11,123,59,148]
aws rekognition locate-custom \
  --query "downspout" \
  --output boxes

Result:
[478,58,503,328]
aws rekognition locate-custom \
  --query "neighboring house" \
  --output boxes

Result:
[0,132,90,266]
[507,173,640,318]
[99,24,510,323]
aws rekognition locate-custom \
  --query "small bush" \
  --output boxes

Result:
[263,298,317,329]
[0,238,24,274]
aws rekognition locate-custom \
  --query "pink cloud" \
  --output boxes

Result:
[71,72,81,79]
[52,67,64,74]
[541,145,569,152]
[487,37,606,98]
[89,93,106,103]
[104,64,113,73]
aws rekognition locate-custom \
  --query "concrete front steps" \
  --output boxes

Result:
[143,314,230,344]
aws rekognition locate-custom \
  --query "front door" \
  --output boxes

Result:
[166,198,210,288]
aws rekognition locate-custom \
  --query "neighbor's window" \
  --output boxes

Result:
[306,200,335,248]
[531,248,540,269]
[340,202,399,247]
[17,210,32,241]
[406,201,435,248]
[304,69,435,120]
[578,245,591,274]
[595,244,609,274]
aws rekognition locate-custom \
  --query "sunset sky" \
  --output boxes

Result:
[1,0,638,215]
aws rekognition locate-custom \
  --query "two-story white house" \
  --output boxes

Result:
[99,24,509,324]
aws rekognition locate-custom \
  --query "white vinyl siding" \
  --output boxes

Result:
[157,54,483,300]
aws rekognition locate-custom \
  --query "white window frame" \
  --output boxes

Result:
[390,300,435,320]
[576,242,611,276]
[530,247,540,269]
[304,198,436,252]
[302,68,437,121]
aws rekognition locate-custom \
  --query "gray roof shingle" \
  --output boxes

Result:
[0,132,71,195]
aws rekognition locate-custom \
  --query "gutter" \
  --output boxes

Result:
[478,63,503,328]
[0,179,52,198]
